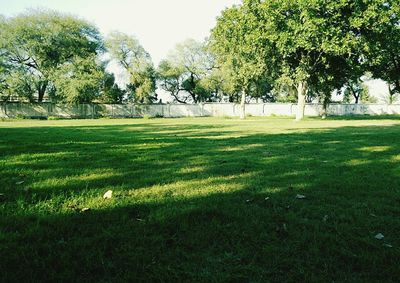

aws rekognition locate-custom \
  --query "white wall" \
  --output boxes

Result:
[2,102,400,119]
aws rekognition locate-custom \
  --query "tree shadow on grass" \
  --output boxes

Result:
[1,121,400,282]
[314,114,400,121]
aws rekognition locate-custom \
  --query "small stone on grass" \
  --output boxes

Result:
[296,194,306,199]
[375,233,384,240]
[103,190,113,199]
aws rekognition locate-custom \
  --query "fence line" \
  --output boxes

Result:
[1,102,400,119]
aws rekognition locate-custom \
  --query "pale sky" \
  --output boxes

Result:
[1,0,241,64]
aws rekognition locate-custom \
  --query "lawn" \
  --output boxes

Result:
[1,116,400,282]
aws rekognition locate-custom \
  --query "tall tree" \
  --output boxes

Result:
[308,56,354,117]
[158,39,215,104]
[257,0,366,120]
[0,10,103,102]
[386,85,399,104]
[343,78,376,104]
[106,31,157,103]
[361,0,400,97]
[51,55,105,103]
[98,72,125,104]
[211,2,275,118]
[198,63,242,102]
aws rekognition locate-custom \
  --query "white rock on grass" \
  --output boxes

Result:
[103,190,113,199]
[375,233,385,240]
[296,194,306,199]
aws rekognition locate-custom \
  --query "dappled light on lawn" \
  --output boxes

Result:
[1,117,400,282]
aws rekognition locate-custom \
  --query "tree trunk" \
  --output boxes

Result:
[348,83,359,104]
[37,81,48,102]
[240,91,246,119]
[321,95,329,119]
[296,81,307,121]
[394,80,400,94]
[388,85,394,104]
[3,102,7,117]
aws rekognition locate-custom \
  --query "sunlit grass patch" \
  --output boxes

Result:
[358,146,391,152]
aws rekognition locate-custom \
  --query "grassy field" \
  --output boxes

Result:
[1,116,400,282]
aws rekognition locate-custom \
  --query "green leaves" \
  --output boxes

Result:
[210,0,398,119]
[106,32,157,103]
[360,0,400,94]
[0,1,398,106]
[211,4,272,92]
[106,31,152,73]
[157,39,216,103]
[52,55,104,103]
[0,9,103,103]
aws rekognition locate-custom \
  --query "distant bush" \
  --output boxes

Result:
[15,114,27,120]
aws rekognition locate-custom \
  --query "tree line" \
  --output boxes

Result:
[0,1,399,119]
[211,0,399,119]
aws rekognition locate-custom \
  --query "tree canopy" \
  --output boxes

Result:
[210,0,400,119]
[0,10,104,102]
[0,2,399,112]
[211,2,276,118]
[158,39,216,104]
[106,31,157,103]
[361,0,400,96]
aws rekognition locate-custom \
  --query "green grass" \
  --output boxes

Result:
[1,116,400,282]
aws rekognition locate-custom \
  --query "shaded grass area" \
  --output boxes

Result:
[1,117,400,282]
[322,114,400,121]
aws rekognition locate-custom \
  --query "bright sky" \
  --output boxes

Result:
[1,0,241,64]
